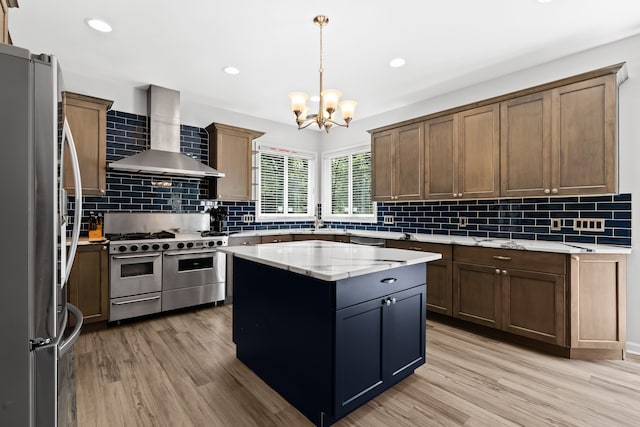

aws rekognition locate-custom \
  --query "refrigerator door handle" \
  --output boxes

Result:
[62,118,83,287]
[58,303,83,357]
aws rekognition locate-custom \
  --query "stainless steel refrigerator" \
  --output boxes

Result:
[0,43,85,426]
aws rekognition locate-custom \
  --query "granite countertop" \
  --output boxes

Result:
[219,240,442,281]
[228,228,631,255]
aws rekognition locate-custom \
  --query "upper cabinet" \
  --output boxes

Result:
[372,63,626,201]
[501,75,618,197]
[371,122,424,201]
[62,92,113,197]
[424,104,500,200]
[206,122,264,201]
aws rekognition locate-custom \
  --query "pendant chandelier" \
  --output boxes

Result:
[288,15,357,133]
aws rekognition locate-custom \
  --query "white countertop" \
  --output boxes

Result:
[228,228,631,254]
[220,240,442,281]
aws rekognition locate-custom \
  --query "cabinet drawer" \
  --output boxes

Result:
[261,235,293,244]
[109,292,161,322]
[386,240,452,261]
[229,236,261,246]
[454,245,565,275]
[336,263,426,310]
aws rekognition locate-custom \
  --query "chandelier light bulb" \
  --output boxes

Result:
[288,92,309,114]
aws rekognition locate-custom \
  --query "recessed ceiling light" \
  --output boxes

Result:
[310,95,320,102]
[389,58,406,68]
[223,66,240,75]
[86,18,112,33]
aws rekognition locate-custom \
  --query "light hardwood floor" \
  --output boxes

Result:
[74,304,640,426]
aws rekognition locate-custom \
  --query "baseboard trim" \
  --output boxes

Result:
[626,341,640,356]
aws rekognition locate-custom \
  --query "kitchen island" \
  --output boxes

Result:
[220,240,441,426]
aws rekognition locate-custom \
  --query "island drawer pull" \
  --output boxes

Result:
[380,278,397,284]
[492,255,512,261]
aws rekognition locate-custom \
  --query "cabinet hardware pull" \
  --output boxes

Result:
[544,189,551,194]
[391,298,397,304]
[492,255,512,261]
[552,188,558,194]
[112,295,160,305]
[380,278,397,284]
[409,247,423,251]
[99,188,105,194]
[502,270,507,275]
[572,255,580,261]
[102,246,107,250]
[495,269,501,274]
[382,298,391,306]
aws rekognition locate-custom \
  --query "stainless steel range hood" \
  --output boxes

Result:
[108,85,224,178]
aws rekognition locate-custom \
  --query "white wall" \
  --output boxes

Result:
[321,34,640,354]
[66,33,640,353]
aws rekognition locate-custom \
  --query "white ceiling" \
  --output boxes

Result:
[9,0,640,126]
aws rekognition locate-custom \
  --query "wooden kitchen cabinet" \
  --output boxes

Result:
[293,234,335,241]
[206,122,264,201]
[569,253,626,358]
[62,92,113,196]
[453,262,503,329]
[371,122,424,201]
[67,244,109,325]
[424,104,499,200]
[386,240,453,316]
[501,91,552,198]
[551,75,617,195]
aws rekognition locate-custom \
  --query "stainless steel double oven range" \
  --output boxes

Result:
[105,213,227,322]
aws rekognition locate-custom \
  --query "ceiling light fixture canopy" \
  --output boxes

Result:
[289,15,357,133]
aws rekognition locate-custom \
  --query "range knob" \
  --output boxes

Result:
[152,244,160,250]
[118,245,127,252]
[217,240,223,246]
[177,242,185,249]
[130,245,138,252]
[208,241,215,247]
[141,244,149,251]
[162,243,170,250]
[186,242,194,248]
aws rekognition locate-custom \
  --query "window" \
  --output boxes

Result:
[257,146,315,220]
[323,145,375,222]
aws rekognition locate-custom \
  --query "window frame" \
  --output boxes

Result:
[255,144,316,222]
[322,144,376,223]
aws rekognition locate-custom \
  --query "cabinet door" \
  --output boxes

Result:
[500,92,552,197]
[502,268,565,345]
[395,123,424,200]
[424,114,457,199]
[371,130,394,201]
[63,92,112,196]
[67,244,109,324]
[453,262,502,328]
[569,254,626,351]
[335,298,386,418]
[207,123,264,201]
[386,286,426,385]
[551,75,616,195]
[458,104,500,199]
[426,260,453,316]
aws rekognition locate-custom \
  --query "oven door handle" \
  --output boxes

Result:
[163,249,219,256]
[111,295,161,305]
[112,252,162,259]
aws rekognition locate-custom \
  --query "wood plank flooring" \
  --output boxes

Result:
[74,304,640,426]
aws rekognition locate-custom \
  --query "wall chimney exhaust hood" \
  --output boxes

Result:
[108,85,225,179]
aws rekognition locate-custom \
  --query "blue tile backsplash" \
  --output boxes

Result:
[69,109,632,247]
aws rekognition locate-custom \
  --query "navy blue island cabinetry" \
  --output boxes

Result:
[228,241,439,426]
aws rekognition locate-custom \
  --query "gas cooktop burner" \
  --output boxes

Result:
[200,230,227,237]
[106,230,176,241]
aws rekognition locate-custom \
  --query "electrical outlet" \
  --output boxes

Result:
[383,216,394,225]
[573,218,605,232]
[242,214,254,223]
[459,217,468,228]
[551,218,562,231]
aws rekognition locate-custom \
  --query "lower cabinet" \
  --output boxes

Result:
[67,243,109,325]
[260,234,293,244]
[453,262,503,329]
[335,285,426,418]
[293,234,336,241]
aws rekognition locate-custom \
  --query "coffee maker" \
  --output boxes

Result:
[207,205,227,234]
